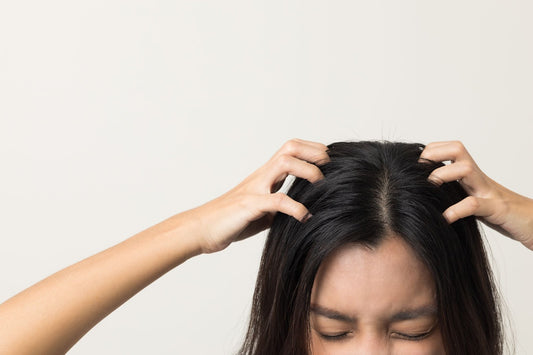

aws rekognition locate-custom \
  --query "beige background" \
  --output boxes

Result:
[1,1,532,353]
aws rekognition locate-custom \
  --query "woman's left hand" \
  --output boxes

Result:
[419,140,533,251]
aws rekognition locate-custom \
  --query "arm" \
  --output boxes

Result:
[0,138,329,354]
[419,140,533,251]
[475,177,533,251]
[0,210,203,354]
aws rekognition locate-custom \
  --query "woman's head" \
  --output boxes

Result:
[238,140,503,354]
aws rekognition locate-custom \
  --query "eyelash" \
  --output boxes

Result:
[319,331,431,342]
[394,331,432,341]
[319,332,350,340]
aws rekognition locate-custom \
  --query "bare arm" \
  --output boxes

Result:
[0,210,203,354]
[0,138,329,354]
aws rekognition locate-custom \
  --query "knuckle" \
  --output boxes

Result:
[452,140,464,147]
[283,139,300,155]
[466,196,480,210]
[276,154,292,170]
[273,192,287,208]
[451,141,465,154]
[462,162,475,176]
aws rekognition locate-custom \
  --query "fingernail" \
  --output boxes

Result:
[302,212,313,223]
[428,175,443,186]
[442,211,453,224]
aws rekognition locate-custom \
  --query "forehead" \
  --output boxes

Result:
[310,235,436,321]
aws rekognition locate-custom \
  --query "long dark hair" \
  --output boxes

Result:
[238,140,503,355]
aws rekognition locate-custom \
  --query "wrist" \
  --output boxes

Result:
[517,195,533,251]
[139,210,205,264]
[503,189,533,251]
[170,209,206,258]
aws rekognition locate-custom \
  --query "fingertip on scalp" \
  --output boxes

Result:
[443,209,456,224]
[301,212,313,223]
[428,174,444,186]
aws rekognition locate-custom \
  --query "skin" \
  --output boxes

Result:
[309,236,444,355]
[0,138,531,354]
[419,140,533,250]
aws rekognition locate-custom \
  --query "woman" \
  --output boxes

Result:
[239,140,521,355]
[0,138,531,354]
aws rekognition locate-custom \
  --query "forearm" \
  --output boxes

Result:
[488,177,533,251]
[508,193,533,251]
[0,209,204,354]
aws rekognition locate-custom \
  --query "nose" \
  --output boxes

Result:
[351,332,389,355]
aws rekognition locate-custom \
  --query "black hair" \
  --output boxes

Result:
[238,140,503,355]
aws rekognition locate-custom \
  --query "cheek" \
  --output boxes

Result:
[309,328,446,355]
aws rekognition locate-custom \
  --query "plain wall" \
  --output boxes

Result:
[1,1,532,353]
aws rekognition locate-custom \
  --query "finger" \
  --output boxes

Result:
[261,192,311,223]
[275,139,330,166]
[418,142,454,161]
[419,141,472,164]
[269,154,325,187]
[423,141,458,149]
[421,141,470,156]
[290,138,329,151]
[442,196,497,224]
[426,161,476,186]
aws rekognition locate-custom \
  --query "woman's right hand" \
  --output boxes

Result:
[0,138,328,354]
[189,138,330,254]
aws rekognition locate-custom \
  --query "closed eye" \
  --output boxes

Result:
[393,331,432,341]
[318,330,432,342]
[318,332,350,341]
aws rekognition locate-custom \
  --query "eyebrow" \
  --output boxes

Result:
[310,304,437,323]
